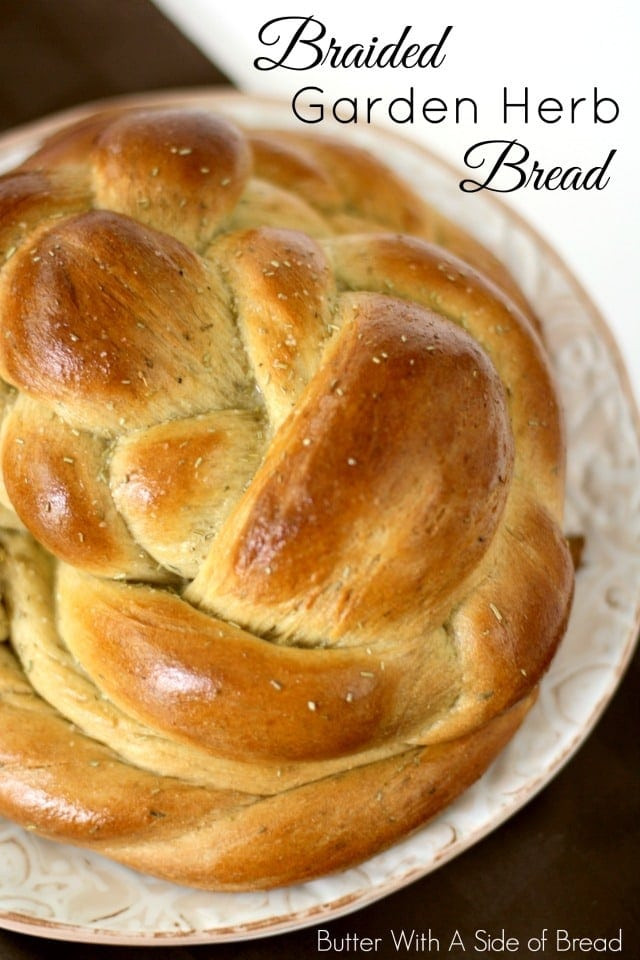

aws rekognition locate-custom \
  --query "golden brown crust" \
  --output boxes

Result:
[0,632,531,889]
[0,106,573,890]
[0,168,91,262]
[188,290,514,645]
[0,395,159,578]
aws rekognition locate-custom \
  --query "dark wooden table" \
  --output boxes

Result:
[0,3,638,957]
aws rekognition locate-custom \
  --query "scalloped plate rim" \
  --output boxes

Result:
[0,88,638,946]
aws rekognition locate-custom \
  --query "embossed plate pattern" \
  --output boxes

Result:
[0,90,638,945]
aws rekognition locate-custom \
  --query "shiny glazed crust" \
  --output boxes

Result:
[0,107,573,890]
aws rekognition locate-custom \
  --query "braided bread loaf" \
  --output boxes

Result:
[0,106,573,890]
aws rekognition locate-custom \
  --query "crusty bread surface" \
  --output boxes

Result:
[0,107,573,890]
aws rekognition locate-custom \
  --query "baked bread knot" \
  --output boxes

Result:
[0,107,573,890]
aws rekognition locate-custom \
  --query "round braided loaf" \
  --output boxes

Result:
[0,107,573,890]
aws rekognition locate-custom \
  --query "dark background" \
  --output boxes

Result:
[0,2,638,957]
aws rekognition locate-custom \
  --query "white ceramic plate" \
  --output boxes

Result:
[0,90,639,946]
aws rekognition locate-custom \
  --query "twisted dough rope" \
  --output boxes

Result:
[0,108,573,890]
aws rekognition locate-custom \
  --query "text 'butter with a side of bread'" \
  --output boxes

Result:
[0,106,572,891]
